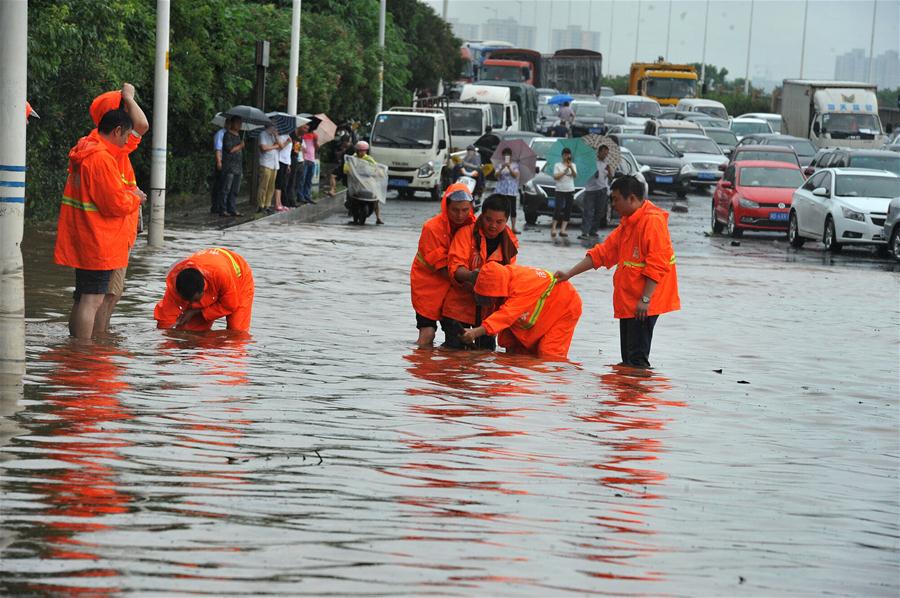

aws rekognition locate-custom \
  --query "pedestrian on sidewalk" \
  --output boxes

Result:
[494,147,520,233]
[580,145,614,240]
[273,129,292,212]
[218,116,245,217]
[554,175,680,368]
[551,147,577,239]
[256,124,281,214]
[285,129,303,206]
[298,123,318,205]
[326,135,352,197]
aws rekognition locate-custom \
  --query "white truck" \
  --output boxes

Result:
[368,107,450,201]
[448,102,493,150]
[458,84,520,133]
[781,80,885,149]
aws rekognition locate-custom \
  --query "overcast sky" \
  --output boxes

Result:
[422,0,899,82]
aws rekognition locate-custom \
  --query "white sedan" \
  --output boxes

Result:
[789,168,900,252]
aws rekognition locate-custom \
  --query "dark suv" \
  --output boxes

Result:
[805,148,900,177]
[610,134,685,197]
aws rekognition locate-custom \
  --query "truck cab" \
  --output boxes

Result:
[459,84,520,133]
[781,80,886,150]
[479,59,533,85]
[448,102,492,151]
[368,107,450,200]
[629,62,698,106]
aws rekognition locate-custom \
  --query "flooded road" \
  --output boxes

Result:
[2,191,898,595]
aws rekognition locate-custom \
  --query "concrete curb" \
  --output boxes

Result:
[230,189,348,230]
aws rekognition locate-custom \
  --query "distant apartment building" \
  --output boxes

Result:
[551,25,601,52]
[835,48,900,89]
[481,17,536,48]
[448,18,479,42]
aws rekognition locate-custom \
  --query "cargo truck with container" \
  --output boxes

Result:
[459,84,520,133]
[781,80,885,149]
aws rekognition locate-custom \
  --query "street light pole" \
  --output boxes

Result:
[799,0,809,77]
[287,0,301,115]
[442,0,448,20]
[0,0,27,381]
[665,0,672,60]
[148,0,170,247]
[376,0,386,113]
[744,0,754,95]
[608,0,615,72]
[700,0,710,94]
[634,0,642,63]
[867,0,877,84]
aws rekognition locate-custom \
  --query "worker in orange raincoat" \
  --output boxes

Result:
[555,175,680,368]
[460,262,583,360]
[443,193,519,350]
[54,109,145,340]
[87,85,150,335]
[154,248,255,332]
[410,182,476,347]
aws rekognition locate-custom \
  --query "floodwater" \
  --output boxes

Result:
[2,193,898,595]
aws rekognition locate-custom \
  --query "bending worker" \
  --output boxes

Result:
[555,175,680,368]
[154,248,255,332]
[410,182,475,347]
[443,194,519,349]
[460,262,582,360]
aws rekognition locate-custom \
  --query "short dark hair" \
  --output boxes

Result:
[502,147,512,155]
[98,109,133,134]
[610,175,645,200]
[597,145,610,154]
[481,193,510,217]
[561,147,572,155]
[175,268,205,300]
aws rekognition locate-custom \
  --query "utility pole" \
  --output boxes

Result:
[250,40,269,205]
[608,0,615,72]
[148,0,170,247]
[377,0,386,113]
[287,0,301,115]
[665,0,672,60]
[442,0,448,20]
[634,0,642,63]
[0,0,26,381]
[744,0,754,95]
[700,0,710,95]
[799,0,809,78]
[867,0,877,84]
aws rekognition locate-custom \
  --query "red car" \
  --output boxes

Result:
[711,160,806,237]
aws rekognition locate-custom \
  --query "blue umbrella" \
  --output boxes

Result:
[547,94,574,105]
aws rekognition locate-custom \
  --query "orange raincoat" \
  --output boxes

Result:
[154,248,255,332]
[53,130,142,270]
[409,183,476,321]
[586,200,680,319]
[475,263,583,360]
[445,220,518,325]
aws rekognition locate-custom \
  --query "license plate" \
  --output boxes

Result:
[697,172,716,180]
[547,198,556,209]
[589,127,602,134]
[769,211,789,221]
[389,178,408,187]
[656,176,674,184]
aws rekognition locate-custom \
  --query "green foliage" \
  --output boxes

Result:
[24,0,449,221]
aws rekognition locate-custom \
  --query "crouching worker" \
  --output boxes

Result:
[410,182,476,347]
[443,194,519,349]
[460,262,582,360]
[554,175,679,368]
[154,248,254,332]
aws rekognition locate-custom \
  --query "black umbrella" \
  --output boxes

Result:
[223,105,272,126]
[266,111,312,135]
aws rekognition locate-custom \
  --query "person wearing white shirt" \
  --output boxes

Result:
[273,132,292,212]
[551,147,577,238]
[257,126,286,214]
[580,145,615,239]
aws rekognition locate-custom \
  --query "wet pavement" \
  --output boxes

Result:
[2,189,898,595]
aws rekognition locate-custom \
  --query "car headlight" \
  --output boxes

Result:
[524,180,537,194]
[680,164,695,174]
[417,161,435,178]
[841,207,865,221]
[738,197,759,208]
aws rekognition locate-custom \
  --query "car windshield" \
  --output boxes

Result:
[627,101,661,117]
[538,104,559,119]
[735,150,798,165]
[849,155,900,175]
[731,121,772,136]
[691,116,729,128]
[834,175,900,198]
[371,114,434,148]
[449,107,483,136]
[766,137,816,157]
[529,139,557,159]
[738,167,805,188]
[480,64,527,82]
[573,103,604,117]
[823,113,881,138]
[645,78,696,100]
[695,105,728,120]
[765,118,783,133]
[706,130,739,145]
[667,137,721,154]
[621,138,674,157]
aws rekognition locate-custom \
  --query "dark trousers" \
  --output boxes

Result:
[286,162,303,206]
[581,188,608,236]
[298,160,315,202]
[441,317,497,350]
[219,172,242,214]
[554,190,574,223]
[211,164,223,212]
[619,315,659,368]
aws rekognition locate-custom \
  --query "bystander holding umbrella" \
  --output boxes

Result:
[223,105,272,126]
[210,112,263,132]
[307,113,337,144]
[581,134,622,171]
[266,111,312,135]
[490,139,538,185]
[542,138,597,188]
[547,94,574,106]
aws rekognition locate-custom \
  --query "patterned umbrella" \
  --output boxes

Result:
[266,111,312,135]
[542,138,598,188]
[581,134,622,171]
[308,113,337,145]
[490,139,538,184]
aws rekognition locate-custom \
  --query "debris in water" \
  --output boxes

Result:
[671,202,688,213]
[737,380,750,384]
[731,240,741,247]
[713,369,723,374]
